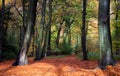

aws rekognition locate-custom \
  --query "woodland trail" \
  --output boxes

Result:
[0,55,119,76]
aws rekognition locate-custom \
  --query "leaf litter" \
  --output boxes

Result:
[0,55,120,76]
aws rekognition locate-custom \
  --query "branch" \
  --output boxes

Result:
[104,12,114,23]
[13,5,23,18]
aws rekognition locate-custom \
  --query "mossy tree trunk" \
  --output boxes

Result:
[98,0,116,69]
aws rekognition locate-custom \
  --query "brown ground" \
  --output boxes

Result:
[0,55,120,76]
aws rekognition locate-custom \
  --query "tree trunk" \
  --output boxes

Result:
[98,0,116,69]
[0,0,5,61]
[41,0,53,58]
[41,29,49,58]
[56,19,64,48]
[63,27,67,45]
[81,0,88,60]
[35,0,47,60]
[47,0,52,51]
[48,25,51,51]
[13,0,38,65]
[20,0,26,46]
[68,26,71,45]
[67,20,74,46]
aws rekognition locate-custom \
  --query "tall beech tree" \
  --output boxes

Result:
[20,0,28,48]
[47,0,53,51]
[98,0,116,69]
[56,19,65,48]
[81,0,88,60]
[36,0,53,59]
[41,0,53,58]
[13,0,29,49]
[35,0,47,60]
[13,0,38,65]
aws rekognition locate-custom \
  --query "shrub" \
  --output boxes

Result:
[2,33,19,60]
[76,51,99,60]
[87,51,99,60]
[59,43,73,55]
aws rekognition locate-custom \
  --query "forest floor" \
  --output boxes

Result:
[0,55,120,76]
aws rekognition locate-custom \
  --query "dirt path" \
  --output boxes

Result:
[0,55,119,76]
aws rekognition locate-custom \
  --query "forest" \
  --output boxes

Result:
[0,0,120,76]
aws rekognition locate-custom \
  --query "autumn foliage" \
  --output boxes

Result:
[0,55,119,76]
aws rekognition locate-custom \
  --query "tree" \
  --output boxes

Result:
[98,0,116,69]
[112,0,120,55]
[81,0,88,60]
[35,0,53,59]
[0,0,5,61]
[41,0,53,58]
[35,0,47,60]
[19,0,28,48]
[13,0,38,65]
[47,0,53,51]
[13,0,28,49]
[56,19,65,48]
[63,13,74,46]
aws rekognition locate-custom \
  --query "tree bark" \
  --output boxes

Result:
[47,0,52,51]
[35,0,47,60]
[56,19,64,48]
[20,0,26,46]
[0,0,5,61]
[67,20,74,45]
[98,0,116,69]
[81,0,88,60]
[41,0,53,58]
[13,0,38,65]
